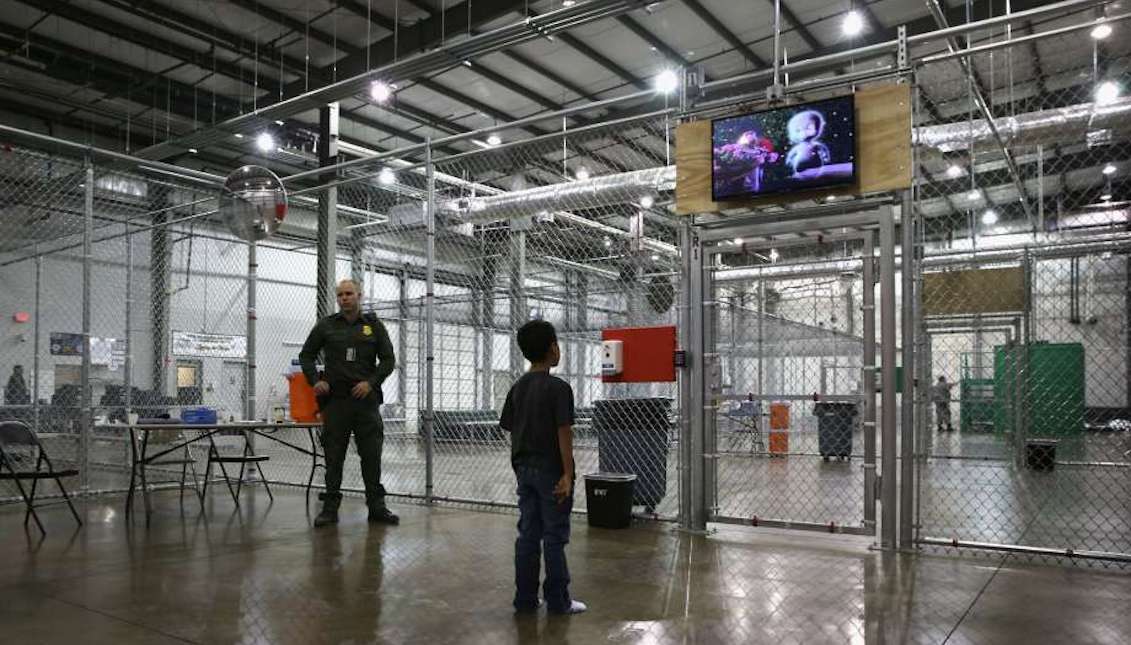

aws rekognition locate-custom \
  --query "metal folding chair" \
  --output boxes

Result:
[0,421,82,534]
[203,428,272,508]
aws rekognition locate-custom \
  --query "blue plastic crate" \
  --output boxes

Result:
[181,407,218,424]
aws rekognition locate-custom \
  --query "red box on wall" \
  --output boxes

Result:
[600,325,677,383]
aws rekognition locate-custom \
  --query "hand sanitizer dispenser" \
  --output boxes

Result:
[601,340,624,377]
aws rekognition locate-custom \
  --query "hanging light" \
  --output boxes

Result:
[945,164,964,179]
[1090,23,1113,40]
[378,167,396,185]
[575,167,590,181]
[563,0,577,6]
[769,249,780,261]
[486,133,502,146]
[370,81,393,103]
[603,236,612,248]
[1100,192,1113,201]
[651,254,660,261]
[1095,81,1120,106]
[733,237,743,245]
[967,189,980,201]
[639,195,655,209]
[653,69,679,94]
[981,209,999,225]
[256,132,276,152]
[842,10,865,37]
[1102,163,1117,176]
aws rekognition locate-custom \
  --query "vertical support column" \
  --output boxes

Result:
[33,246,41,432]
[150,191,171,396]
[81,160,93,489]
[246,242,258,420]
[316,102,340,319]
[703,265,718,520]
[862,233,877,533]
[575,273,589,400]
[509,230,528,378]
[879,205,898,550]
[424,140,436,504]
[125,223,133,419]
[900,192,916,549]
[397,266,409,409]
[478,257,496,410]
[757,280,765,398]
[686,228,707,531]
[1126,257,1130,417]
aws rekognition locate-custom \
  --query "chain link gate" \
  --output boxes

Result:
[688,206,903,540]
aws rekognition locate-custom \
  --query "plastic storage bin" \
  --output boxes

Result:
[814,402,858,460]
[287,373,320,422]
[594,398,671,511]
[584,473,637,529]
[181,407,218,424]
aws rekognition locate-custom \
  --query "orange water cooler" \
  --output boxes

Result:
[768,402,790,456]
[287,373,320,422]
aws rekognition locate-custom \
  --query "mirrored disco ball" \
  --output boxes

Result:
[220,165,288,242]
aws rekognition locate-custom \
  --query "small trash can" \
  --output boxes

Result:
[584,472,636,529]
[1026,439,1058,471]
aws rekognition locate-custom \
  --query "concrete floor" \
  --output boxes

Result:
[2,488,1130,644]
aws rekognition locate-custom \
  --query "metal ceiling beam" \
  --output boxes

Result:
[776,0,823,52]
[616,15,695,71]
[555,31,649,91]
[924,0,1034,224]
[682,0,765,68]
[227,0,342,50]
[339,0,398,33]
[133,0,639,160]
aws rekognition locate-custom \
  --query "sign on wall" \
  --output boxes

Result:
[50,333,126,369]
[49,332,84,356]
[172,331,247,359]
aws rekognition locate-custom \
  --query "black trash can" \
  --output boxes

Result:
[814,402,858,460]
[1026,439,1058,471]
[594,398,671,511]
[584,473,637,529]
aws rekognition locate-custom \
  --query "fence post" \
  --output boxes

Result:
[247,241,258,421]
[81,158,93,490]
[862,232,877,535]
[880,204,898,549]
[425,139,436,504]
[900,190,916,549]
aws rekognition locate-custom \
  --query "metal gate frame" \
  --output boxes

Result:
[680,200,910,550]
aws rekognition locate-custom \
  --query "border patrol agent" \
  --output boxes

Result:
[300,279,398,526]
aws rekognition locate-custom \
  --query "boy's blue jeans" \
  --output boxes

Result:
[513,463,573,612]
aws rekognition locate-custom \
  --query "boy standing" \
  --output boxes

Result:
[500,320,587,615]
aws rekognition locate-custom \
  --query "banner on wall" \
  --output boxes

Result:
[49,332,84,356]
[172,331,247,359]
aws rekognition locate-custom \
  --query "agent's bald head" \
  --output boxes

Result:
[336,279,361,314]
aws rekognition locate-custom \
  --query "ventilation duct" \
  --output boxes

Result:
[913,97,1131,152]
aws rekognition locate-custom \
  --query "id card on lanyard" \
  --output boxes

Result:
[346,347,356,362]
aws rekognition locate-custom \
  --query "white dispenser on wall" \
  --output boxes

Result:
[601,339,624,377]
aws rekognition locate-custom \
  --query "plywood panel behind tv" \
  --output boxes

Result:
[675,83,912,215]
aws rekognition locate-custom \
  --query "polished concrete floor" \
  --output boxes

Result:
[2,488,1129,644]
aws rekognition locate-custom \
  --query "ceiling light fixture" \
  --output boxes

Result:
[842,10,865,37]
[1090,23,1113,40]
[967,189,980,201]
[1095,81,1120,106]
[639,195,655,209]
[234,133,244,139]
[1101,192,1113,201]
[486,133,502,146]
[370,81,393,103]
[946,164,964,179]
[255,132,276,153]
[575,167,590,181]
[378,167,396,185]
[981,209,999,225]
[1102,163,1117,175]
[654,69,679,94]
[769,249,779,261]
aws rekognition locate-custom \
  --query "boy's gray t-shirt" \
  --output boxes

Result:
[500,371,575,476]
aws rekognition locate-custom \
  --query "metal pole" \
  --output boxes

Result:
[81,160,93,490]
[772,0,783,97]
[678,224,693,527]
[124,223,133,421]
[424,139,436,504]
[862,232,877,534]
[397,267,409,408]
[247,241,257,420]
[33,246,41,432]
[687,228,707,531]
[900,192,916,548]
[880,205,898,549]
[704,267,718,521]
[316,102,340,320]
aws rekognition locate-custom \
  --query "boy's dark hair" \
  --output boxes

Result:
[517,320,557,363]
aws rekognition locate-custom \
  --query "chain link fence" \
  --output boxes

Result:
[913,32,1131,563]
[708,233,874,533]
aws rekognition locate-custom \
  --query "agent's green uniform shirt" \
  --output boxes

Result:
[299,312,395,401]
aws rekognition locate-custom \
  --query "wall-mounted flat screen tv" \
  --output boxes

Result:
[711,95,857,201]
